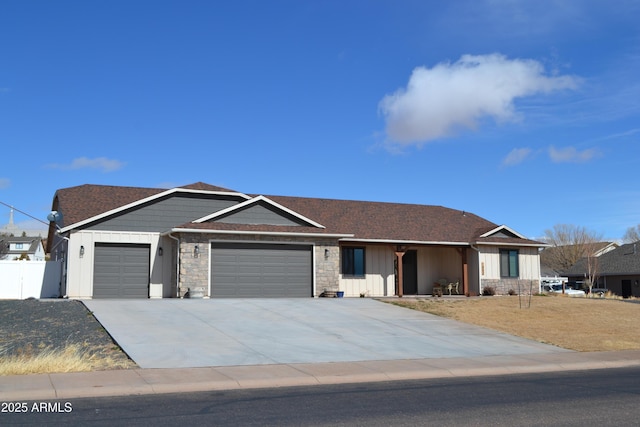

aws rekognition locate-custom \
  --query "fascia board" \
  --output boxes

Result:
[59,188,251,233]
[340,238,471,246]
[193,195,326,229]
[164,228,351,238]
[473,241,549,248]
[479,225,527,239]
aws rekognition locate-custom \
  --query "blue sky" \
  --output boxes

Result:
[1,0,639,241]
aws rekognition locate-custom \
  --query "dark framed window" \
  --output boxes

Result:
[500,249,519,278]
[342,247,365,277]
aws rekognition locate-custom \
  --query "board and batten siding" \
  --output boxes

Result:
[340,246,395,297]
[416,247,462,294]
[339,245,465,296]
[65,230,169,299]
[479,246,540,280]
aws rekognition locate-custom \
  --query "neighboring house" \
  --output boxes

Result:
[0,236,46,261]
[46,182,546,299]
[540,242,618,273]
[565,241,640,298]
[540,241,618,287]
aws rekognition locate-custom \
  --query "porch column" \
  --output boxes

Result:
[394,246,408,297]
[462,248,469,296]
[457,247,469,296]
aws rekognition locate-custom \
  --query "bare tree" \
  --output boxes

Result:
[540,224,604,279]
[623,225,640,243]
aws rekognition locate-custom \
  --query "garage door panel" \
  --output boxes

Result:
[211,243,312,298]
[94,244,150,299]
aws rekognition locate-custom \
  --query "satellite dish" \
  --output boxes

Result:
[47,211,62,223]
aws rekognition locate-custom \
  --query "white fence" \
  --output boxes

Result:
[0,261,63,299]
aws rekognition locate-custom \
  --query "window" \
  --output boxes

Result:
[342,247,365,277]
[500,249,519,278]
[15,243,23,250]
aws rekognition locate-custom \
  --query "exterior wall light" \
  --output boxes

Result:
[79,245,85,258]
[194,245,200,258]
[158,247,163,256]
[324,248,330,259]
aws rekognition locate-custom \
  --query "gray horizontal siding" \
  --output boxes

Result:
[214,202,304,226]
[84,194,244,232]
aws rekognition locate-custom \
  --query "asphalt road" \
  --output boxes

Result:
[4,367,640,426]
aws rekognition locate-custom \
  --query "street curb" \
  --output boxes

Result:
[2,350,640,401]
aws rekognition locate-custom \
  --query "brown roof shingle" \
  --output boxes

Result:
[264,196,498,243]
[52,183,543,246]
[54,184,166,227]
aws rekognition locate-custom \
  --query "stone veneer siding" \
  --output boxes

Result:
[481,278,540,296]
[177,233,340,297]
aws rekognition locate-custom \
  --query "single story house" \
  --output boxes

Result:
[0,236,46,261]
[46,182,546,299]
[539,241,619,287]
[565,241,640,298]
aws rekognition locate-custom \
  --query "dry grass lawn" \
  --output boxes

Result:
[0,344,134,376]
[387,294,640,352]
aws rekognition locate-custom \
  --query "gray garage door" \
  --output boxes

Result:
[93,243,150,298]
[211,243,312,298]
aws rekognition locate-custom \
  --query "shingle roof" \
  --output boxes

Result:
[179,182,237,192]
[566,242,640,276]
[264,195,499,243]
[52,183,544,246]
[54,184,165,227]
[53,182,240,227]
[0,236,43,254]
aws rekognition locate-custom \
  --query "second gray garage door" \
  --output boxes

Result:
[211,243,312,298]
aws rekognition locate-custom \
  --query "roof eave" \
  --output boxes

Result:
[163,228,353,239]
[473,241,549,248]
[340,238,472,246]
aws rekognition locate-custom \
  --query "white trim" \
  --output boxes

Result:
[193,195,325,229]
[167,228,353,238]
[479,225,527,239]
[59,188,251,233]
[340,238,471,246]
[342,237,547,248]
[474,241,548,248]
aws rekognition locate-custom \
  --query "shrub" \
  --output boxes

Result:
[508,289,516,296]
[482,286,496,296]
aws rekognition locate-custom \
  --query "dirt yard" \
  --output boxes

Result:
[386,294,640,352]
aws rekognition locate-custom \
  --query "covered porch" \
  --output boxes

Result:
[339,243,478,297]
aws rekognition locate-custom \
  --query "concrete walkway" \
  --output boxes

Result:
[3,350,640,400]
[82,298,571,369]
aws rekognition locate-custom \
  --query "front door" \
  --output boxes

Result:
[403,250,418,295]
[622,280,632,298]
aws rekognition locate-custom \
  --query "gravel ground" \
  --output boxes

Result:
[0,299,135,368]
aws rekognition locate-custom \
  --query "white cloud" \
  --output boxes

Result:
[548,146,600,163]
[379,53,580,146]
[47,157,125,172]
[0,178,10,189]
[502,148,532,166]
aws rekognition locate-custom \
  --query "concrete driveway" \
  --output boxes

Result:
[83,298,570,369]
